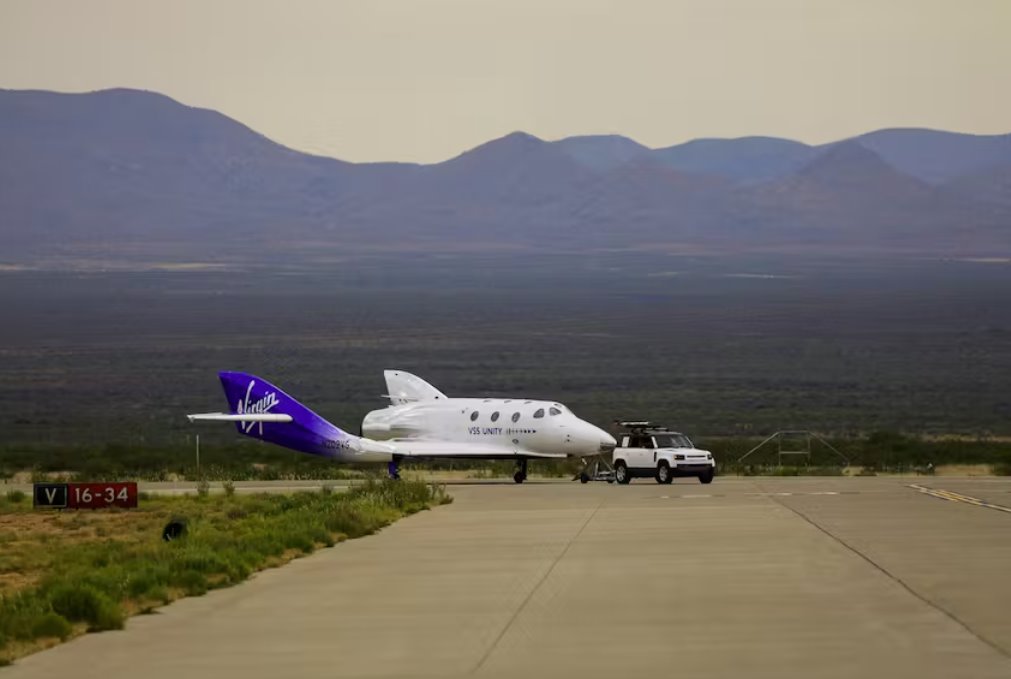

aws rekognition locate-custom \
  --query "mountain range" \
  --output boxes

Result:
[1,88,1009,262]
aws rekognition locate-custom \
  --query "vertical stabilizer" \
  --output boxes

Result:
[217,371,348,454]
[383,370,447,405]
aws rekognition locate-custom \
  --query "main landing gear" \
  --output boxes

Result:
[513,458,528,484]
[387,457,402,481]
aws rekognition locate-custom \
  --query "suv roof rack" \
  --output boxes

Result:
[615,420,676,432]
[616,420,653,428]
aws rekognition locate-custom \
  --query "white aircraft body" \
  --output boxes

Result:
[188,370,616,483]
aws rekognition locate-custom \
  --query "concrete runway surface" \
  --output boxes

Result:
[6,477,1011,678]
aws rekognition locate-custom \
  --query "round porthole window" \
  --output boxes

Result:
[491,412,500,422]
[470,411,479,421]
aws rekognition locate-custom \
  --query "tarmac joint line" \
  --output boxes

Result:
[470,501,602,674]
[757,483,1010,661]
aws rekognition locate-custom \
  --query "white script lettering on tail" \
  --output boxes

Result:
[237,380,280,434]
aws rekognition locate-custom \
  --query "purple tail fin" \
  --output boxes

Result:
[218,371,349,457]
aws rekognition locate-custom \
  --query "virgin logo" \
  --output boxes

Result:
[237,380,280,434]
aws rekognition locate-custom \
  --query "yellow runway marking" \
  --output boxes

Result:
[909,484,1011,514]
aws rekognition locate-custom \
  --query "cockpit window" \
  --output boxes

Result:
[533,408,545,418]
[511,412,520,422]
[491,412,500,422]
[470,411,479,421]
[549,407,562,416]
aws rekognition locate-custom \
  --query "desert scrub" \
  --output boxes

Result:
[0,478,448,664]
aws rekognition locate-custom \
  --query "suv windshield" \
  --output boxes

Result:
[653,433,692,448]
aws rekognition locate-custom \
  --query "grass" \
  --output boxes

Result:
[0,478,451,664]
[993,462,1011,476]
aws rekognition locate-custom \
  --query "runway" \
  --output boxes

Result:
[6,477,1011,678]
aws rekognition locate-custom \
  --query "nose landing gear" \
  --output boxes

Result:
[513,458,528,484]
[575,455,615,483]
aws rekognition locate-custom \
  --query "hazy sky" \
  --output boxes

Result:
[1,0,1009,162]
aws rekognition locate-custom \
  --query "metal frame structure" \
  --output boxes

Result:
[737,430,849,467]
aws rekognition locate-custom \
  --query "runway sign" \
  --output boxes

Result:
[33,483,68,508]
[33,482,138,509]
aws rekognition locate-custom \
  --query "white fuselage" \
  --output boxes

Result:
[362,398,615,458]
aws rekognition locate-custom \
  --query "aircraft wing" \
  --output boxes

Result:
[385,440,567,459]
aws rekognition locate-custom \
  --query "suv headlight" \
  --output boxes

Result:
[675,454,685,461]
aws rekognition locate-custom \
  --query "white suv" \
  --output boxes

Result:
[611,424,715,485]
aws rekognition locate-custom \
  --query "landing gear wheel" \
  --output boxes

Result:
[387,460,401,481]
[579,472,590,484]
[655,461,673,485]
[513,459,528,484]
[615,461,631,485]
[699,470,714,484]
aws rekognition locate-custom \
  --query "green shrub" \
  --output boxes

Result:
[125,567,169,599]
[144,586,170,605]
[171,570,208,596]
[30,613,72,640]
[5,489,26,503]
[222,480,236,497]
[0,591,51,642]
[91,598,125,631]
[48,584,124,630]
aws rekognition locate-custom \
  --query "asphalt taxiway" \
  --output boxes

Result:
[5,477,1011,678]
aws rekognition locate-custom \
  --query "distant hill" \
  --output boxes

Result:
[652,136,816,184]
[0,88,1008,262]
[738,142,972,250]
[855,128,1011,184]
[0,88,357,255]
[944,163,1011,212]
[551,135,652,172]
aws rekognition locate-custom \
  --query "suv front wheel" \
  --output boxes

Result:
[655,461,673,485]
[615,461,631,485]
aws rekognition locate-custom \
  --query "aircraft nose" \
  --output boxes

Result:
[578,421,616,453]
